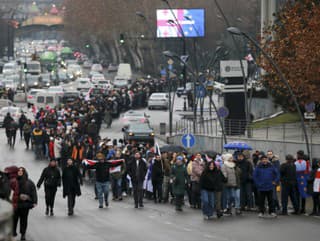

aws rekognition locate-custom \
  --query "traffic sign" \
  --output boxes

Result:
[180,55,189,63]
[305,102,315,113]
[181,134,195,148]
[217,107,229,118]
[196,85,206,98]
[304,112,316,120]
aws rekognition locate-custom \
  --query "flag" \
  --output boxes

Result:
[82,159,98,166]
[155,143,161,157]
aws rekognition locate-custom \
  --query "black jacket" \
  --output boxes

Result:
[17,175,37,209]
[127,159,148,184]
[280,162,297,186]
[62,165,82,197]
[37,166,61,189]
[151,159,164,183]
[89,161,121,182]
[200,169,226,192]
[237,160,253,183]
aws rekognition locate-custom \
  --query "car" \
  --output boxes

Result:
[95,79,112,90]
[67,64,82,79]
[47,86,65,95]
[40,73,52,88]
[91,73,106,85]
[75,77,92,91]
[25,74,42,89]
[0,106,23,126]
[107,63,118,73]
[3,62,19,76]
[123,123,155,145]
[27,88,45,107]
[2,79,17,91]
[0,99,14,109]
[86,87,108,98]
[91,64,103,73]
[62,91,81,104]
[121,110,150,128]
[83,60,93,69]
[147,92,169,110]
[176,82,193,97]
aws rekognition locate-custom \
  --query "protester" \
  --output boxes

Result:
[253,155,279,218]
[151,153,164,203]
[13,167,37,241]
[190,153,205,209]
[308,159,320,216]
[37,159,61,216]
[62,158,83,216]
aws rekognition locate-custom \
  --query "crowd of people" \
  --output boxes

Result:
[0,78,319,240]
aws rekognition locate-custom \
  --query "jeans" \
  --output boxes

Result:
[201,190,215,217]
[240,182,253,208]
[111,178,122,199]
[13,208,29,235]
[96,181,110,206]
[258,190,274,214]
[281,184,299,213]
[225,187,240,209]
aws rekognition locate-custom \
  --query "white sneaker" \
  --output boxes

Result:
[122,192,127,197]
[203,215,209,220]
[258,213,264,218]
[270,212,277,218]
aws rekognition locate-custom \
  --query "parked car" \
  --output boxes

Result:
[121,110,150,128]
[123,123,155,145]
[0,106,23,126]
[148,92,169,110]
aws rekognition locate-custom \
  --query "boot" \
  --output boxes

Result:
[45,207,49,216]
[235,208,242,216]
[50,208,54,216]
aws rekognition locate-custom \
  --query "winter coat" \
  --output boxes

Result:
[237,159,253,183]
[253,162,279,191]
[171,164,188,196]
[32,128,44,145]
[4,166,19,209]
[191,159,205,182]
[127,159,148,184]
[280,162,297,186]
[221,160,241,188]
[151,159,164,183]
[37,166,61,189]
[62,165,82,198]
[89,160,123,183]
[22,123,32,135]
[200,168,226,192]
[17,174,37,209]
[54,138,62,159]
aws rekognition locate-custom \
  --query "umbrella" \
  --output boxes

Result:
[160,144,187,153]
[223,141,252,150]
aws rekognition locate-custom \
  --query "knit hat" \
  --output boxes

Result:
[176,156,184,161]
[222,153,233,163]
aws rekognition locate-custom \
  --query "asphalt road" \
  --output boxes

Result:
[1,115,320,241]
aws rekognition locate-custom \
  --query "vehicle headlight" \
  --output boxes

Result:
[46,83,50,86]
[34,82,38,85]
[21,83,25,87]
[150,132,155,136]
[129,132,134,136]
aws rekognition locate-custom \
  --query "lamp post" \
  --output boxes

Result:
[227,26,310,158]
[163,50,228,145]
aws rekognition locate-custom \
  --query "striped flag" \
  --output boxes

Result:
[155,143,161,156]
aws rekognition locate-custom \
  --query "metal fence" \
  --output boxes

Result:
[170,118,320,144]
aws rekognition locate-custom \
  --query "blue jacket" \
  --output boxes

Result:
[253,162,279,191]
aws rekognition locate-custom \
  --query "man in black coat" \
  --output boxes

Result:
[151,154,164,203]
[127,152,148,208]
[13,167,37,241]
[280,154,299,215]
[37,159,61,216]
[62,158,83,216]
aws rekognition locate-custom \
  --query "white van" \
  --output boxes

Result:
[3,62,19,76]
[35,91,62,109]
[26,61,41,75]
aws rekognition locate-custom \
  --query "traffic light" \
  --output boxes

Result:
[120,33,125,44]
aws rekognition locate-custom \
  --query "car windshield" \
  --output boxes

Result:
[151,94,166,98]
[128,124,151,132]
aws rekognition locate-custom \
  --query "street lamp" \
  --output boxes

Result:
[163,50,228,145]
[227,26,310,158]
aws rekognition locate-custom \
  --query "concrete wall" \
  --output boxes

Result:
[168,134,320,161]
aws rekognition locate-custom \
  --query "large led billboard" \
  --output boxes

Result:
[156,9,205,38]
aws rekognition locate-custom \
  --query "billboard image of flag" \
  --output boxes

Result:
[156,9,205,38]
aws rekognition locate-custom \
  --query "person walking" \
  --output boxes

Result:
[111,151,126,201]
[279,154,299,215]
[62,158,83,216]
[190,153,205,209]
[221,153,242,216]
[151,154,164,203]
[7,120,18,149]
[37,159,61,216]
[2,112,13,144]
[13,167,37,241]
[22,120,32,150]
[267,150,281,211]
[253,155,279,218]
[171,156,188,211]
[200,161,226,219]
[308,159,320,216]
[127,152,148,208]
[18,113,28,140]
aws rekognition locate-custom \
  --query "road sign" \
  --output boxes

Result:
[181,134,195,148]
[180,55,189,63]
[217,106,229,118]
[305,102,315,113]
[304,112,316,120]
[196,85,206,98]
